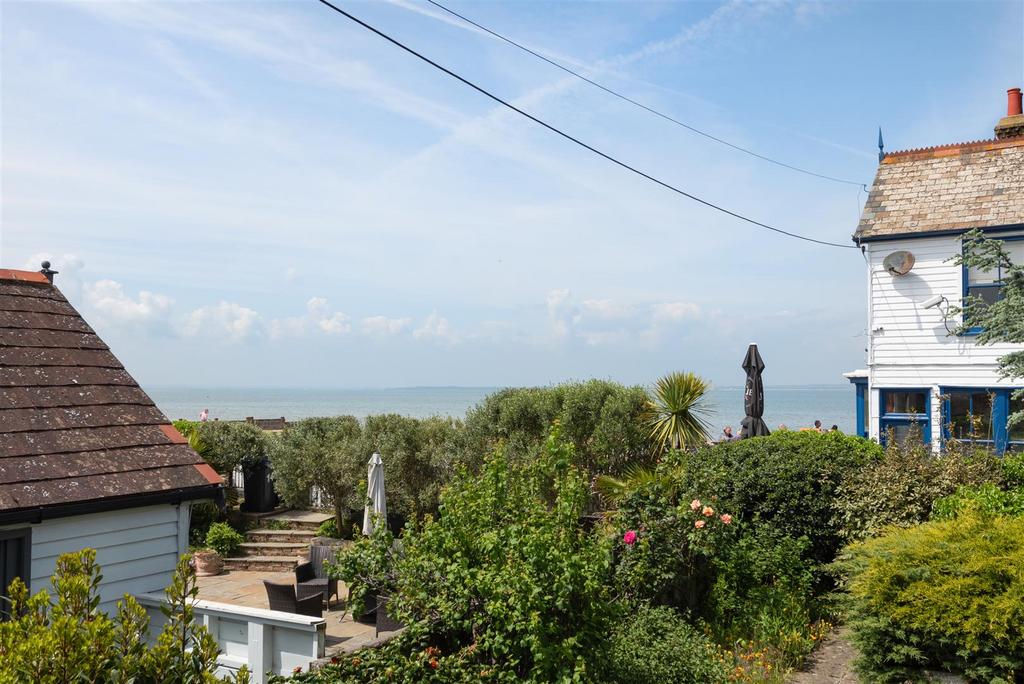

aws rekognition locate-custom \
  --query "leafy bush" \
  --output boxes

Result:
[606,605,727,684]
[0,550,248,683]
[612,487,736,611]
[932,483,1024,520]
[270,415,462,530]
[205,521,245,557]
[190,420,276,475]
[707,525,817,651]
[673,430,880,564]
[833,438,1002,543]
[460,380,652,478]
[315,517,342,538]
[388,425,619,681]
[327,520,397,619]
[841,513,1024,683]
[1002,451,1024,487]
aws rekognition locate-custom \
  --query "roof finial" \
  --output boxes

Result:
[39,261,58,284]
[877,127,885,162]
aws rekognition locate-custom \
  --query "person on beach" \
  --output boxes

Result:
[813,420,824,432]
[830,424,840,432]
[719,426,737,442]
[199,408,209,422]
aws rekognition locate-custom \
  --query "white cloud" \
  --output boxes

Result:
[306,297,351,335]
[269,297,350,339]
[83,279,175,333]
[413,312,458,344]
[652,301,701,322]
[361,315,412,336]
[579,298,633,321]
[182,301,260,343]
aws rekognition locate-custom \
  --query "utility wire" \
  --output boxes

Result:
[316,0,858,250]
[425,0,867,189]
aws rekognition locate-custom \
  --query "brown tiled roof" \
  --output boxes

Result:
[855,136,1024,240]
[0,270,222,524]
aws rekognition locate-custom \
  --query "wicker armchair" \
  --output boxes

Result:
[263,580,322,617]
[295,545,339,608]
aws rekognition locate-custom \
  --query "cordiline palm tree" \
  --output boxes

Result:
[594,372,712,504]
[645,371,713,452]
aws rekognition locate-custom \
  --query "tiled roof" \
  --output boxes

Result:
[0,270,222,524]
[855,136,1024,240]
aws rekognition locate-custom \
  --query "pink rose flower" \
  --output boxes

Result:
[690,499,702,511]
[623,530,637,545]
[720,514,732,525]
[702,506,714,517]
[694,520,706,529]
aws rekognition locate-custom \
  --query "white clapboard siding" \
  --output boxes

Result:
[29,504,188,610]
[867,234,1023,388]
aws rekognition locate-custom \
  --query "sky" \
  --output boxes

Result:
[2,0,1022,389]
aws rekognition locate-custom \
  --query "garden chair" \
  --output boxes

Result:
[263,580,322,618]
[295,545,339,608]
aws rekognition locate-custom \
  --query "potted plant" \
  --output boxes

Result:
[192,549,223,577]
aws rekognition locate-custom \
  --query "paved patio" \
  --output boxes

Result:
[197,569,395,655]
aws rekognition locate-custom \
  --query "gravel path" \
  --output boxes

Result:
[788,628,858,683]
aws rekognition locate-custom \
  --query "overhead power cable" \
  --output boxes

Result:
[425,0,867,188]
[315,0,858,250]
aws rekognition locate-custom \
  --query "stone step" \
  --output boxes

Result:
[222,555,299,573]
[259,510,333,532]
[239,542,309,557]
[247,529,317,544]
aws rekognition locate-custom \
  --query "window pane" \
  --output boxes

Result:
[885,391,926,415]
[1010,394,1024,443]
[948,392,971,439]
[970,392,992,440]
[967,285,1001,307]
[968,263,998,285]
[1006,240,1024,269]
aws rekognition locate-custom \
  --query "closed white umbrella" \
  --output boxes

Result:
[362,452,388,536]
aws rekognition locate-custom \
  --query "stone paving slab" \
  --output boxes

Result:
[196,570,390,656]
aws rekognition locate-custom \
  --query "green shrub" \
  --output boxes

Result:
[388,425,618,681]
[205,521,245,557]
[841,514,1024,683]
[612,487,737,611]
[707,525,817,656]
[327,521,397,619]
[315,517,342,538]
[833,438,1002,543]
[932,483,1024,520]
[673,430,880,564]
[0,550,248,683]
[193,421,275,475]
[460,380,652,478]
[606,605,728,684]
[1002,451,1024,488]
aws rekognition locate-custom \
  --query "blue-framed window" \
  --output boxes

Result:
[940,387,1024,453]
[961,234,1024,335]
[879,389,930,446]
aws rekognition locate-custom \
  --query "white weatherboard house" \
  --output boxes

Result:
[0,267,224,609]
[0,266,325,683]
[846,88,1024,453]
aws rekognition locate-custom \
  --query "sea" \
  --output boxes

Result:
[150,385,855,436]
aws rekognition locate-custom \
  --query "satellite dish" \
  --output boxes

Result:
[883,250,915,276]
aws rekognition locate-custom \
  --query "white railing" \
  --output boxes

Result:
[136,594,326,684]
[231,466,245,492]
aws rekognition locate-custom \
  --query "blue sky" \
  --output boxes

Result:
[2,0,1021,389]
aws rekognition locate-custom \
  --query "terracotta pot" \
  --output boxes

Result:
[193,551,223,577]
